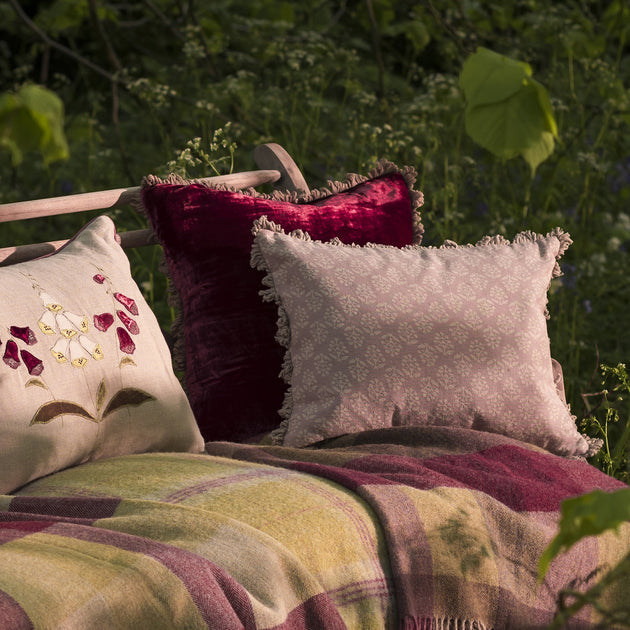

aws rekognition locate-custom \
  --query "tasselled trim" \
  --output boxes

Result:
[250,216,314,444]
[403,616,491,629]
[583,435,604,459]
[141,159,425,244]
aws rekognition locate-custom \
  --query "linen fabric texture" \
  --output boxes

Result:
[140,164,423,442]
[0,216,204,493]
[251,217,599,458]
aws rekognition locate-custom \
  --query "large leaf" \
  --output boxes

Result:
[539,488,630,580]
[0,94,43,166]
[0,85,69,166]
[459,47,558,174]
[18,85,69,165]
[460,47,532,106]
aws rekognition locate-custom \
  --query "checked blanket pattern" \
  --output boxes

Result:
[0,426,628,629]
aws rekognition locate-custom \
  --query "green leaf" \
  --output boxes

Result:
[521,130,556,174]
[404,20,430,53]
[0,94,43,166]
[18,85,69,165]
[0,85,69,166]
[460,47,532,106]
[25,378,48,390]
[459,47,558,174]
[96,379,107,413]
[538,489,630,580]
[385,19,430,53]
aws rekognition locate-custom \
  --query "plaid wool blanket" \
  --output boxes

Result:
[1,426,628,629]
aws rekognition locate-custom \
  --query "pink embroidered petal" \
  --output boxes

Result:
[114,292,139,316]
[3,340,20,369]
[20,350,43,376]
[93,274,106,284]
[10,326,37,345]
[116,310,139,335]
[116,327,136,354]
[94,313,114,332]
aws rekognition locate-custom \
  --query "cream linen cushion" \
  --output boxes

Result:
[0,216,204,493]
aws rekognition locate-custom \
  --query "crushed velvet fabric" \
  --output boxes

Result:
[140,165,423,441]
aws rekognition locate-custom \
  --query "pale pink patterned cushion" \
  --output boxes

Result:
[251,217,599,457]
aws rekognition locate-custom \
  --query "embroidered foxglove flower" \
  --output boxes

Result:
[3,340,20,368]
[79,336,104,361]
[10,326,37,345]
[2,325,44,376]
[94,312,114,332]
[69,339,90,368]
[20,350,43,375]
[39,292,63,313]
[38,310,57,335]
[117,310,139,335]
[114,292,138,316]
[116,327,136,354]
[37,292,102,367]
[51,337,69,363]
[55,312,80,339]
[64,312,89,334]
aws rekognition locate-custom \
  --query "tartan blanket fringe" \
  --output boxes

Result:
[405,617,490,630]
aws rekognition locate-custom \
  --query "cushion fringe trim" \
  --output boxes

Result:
[141,159,425,244]
[250,216,310,444]
[403,618,491,630]
[130,198,188,374]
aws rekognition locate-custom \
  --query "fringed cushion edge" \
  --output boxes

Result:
[141,159,425,244]
[250,216,305,445]
[130,197,187,375]
[403,617,491,630]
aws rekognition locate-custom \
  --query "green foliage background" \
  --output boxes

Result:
[1,0,629,475]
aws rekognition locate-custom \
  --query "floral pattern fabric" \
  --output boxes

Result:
[251,217,597,458]
[0,216,204,494]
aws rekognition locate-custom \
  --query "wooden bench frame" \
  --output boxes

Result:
[0,142,309,265]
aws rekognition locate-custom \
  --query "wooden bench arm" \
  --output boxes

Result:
[0,170,281,224]
[0,143,308,265]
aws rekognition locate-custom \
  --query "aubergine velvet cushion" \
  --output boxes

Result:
[140,165,423,442]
